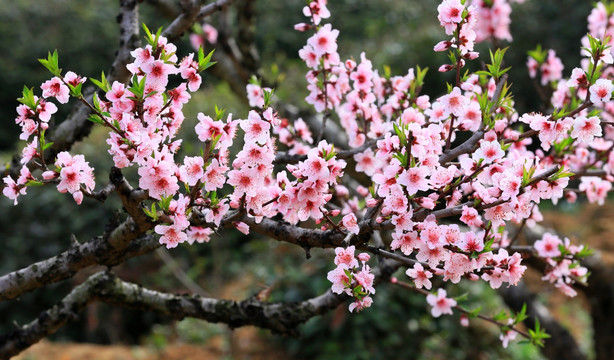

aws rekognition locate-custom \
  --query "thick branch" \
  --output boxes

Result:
[162,0,235,41]
[0,232,159,302]
[0,168,154,301]
[239,217,345,250]
[0,271,344,359]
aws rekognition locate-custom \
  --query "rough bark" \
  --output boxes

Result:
[0,271,345,359]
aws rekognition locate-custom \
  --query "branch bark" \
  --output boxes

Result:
[0,271,344,359]
[498,281,587,360]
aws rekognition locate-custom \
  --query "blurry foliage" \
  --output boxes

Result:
[0,0,595,357]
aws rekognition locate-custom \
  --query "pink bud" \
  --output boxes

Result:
[464,51,480,60]
[467,273,479,281]
[335,185,349,197]
[390,277,398,284]
[356,185,369,197]
[366,198,378,207]
[438,64,454,72]
[376,216,383,223]
[330,209,341,217]
[345,59,356,70]
[433,41,451,52]
[72,191,83,205]
[358,253,370,262]
[460,314,469,327]
[565,191,577,203]
[294,23,311,32]
[42,170,57,180]
[229,199,240,208]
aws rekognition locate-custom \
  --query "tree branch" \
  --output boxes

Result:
[499,281,587,360]
[0,271,344,359]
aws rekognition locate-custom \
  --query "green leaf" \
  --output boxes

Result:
[38,49,61,76]
[214,104,226,121]
[527,44,546,64]
[17,86,37,110]
[198,49,216,72]
[88,114,104,124]
[68,82,82,98]
[90,71,110,92]
[42,142,54,151]
[263,88,274,108]
[143,202,158,221]
[25,180,44,187]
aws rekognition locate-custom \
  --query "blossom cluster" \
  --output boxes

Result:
[3,0,614,350]
[327,246,375,312]
[534,232,589,297]
[292,0,614,332]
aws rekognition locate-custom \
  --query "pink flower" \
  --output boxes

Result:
[397,166,430,195]
[334,246,359,268]
[203,159,228,192]
[179,156,204,186]
[3,176,26,205]
[141,59,178,91]
[307,24,339,57]
[426,288,456,318]
[303,0,330,25]
[589,78,613,105]
[55,152,96,204]
[342,213,360,235]
[534,233,562,258]
[391,231,420,256]
[473,140,504,164]
[439,87,469,117]
[571,116,601,143]
[187,226,213,245]
[500,322,518,348]
[540,50,564,85]
[406,263,433,290]
[246,84,265,108]
[327,265,351,295]
[241,111,271,145]
[227,166,261,197]
[438,0,464,26]
[349,296,373,313]
[155,223,188,249]
[460,205,482,227]
[357,253,370,263]
[41,77,69,104]
[355,264,376,294]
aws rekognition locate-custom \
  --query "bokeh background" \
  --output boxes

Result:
[0,0,599,359]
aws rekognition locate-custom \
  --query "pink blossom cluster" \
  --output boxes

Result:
[434,0,480,68]
[227,108,278,229]
[4,70,88,205]
[273,117,313,155]
[276,140,346,224]
[527,49,564,86]
[5,0,614,330]
[534,233,589,297]
[46,152,95,205]
[472,0,525,43]
[190,23,218,51]
[327,246,375,312]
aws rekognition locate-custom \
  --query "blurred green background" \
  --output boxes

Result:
[0,0,595,359]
